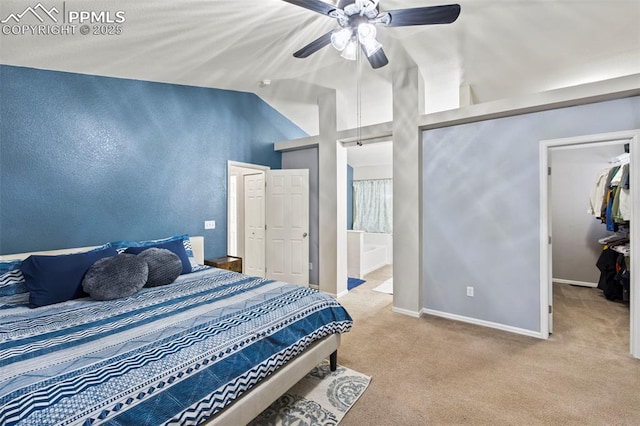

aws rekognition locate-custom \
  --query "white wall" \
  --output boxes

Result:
[317,91,348,297]
[352,164,393,181]
[392,67,423,316]
[551,144,626,285]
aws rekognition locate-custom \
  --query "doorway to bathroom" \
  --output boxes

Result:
[346,141,394,296]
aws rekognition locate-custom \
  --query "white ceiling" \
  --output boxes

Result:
[1,0,639,136]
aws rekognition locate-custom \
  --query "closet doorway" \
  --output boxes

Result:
[540,130,640,359]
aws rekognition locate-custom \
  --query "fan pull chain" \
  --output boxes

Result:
[356,42,362,147]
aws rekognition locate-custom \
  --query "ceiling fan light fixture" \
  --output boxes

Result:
[361,37,382,57]
[343,3,360,16]
[341,38,358,60]
[357,23,376,42]
[287,0,461,69]
[331,28,353,51]
[329,9,349,26]
[357,23,381,56]
[369,12,390,26]
[361,0,380,17]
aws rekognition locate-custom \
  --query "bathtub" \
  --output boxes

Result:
[347,231,392,279]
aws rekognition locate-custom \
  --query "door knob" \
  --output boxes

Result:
[303,232,308,238]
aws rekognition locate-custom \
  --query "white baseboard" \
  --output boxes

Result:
[420,308,544,339]
[391,306,422,318]
[552,278,597,288]
[335,289,349,299]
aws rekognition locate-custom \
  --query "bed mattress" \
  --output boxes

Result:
[0,267,352,425]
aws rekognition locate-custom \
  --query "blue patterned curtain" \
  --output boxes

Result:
[352,179,393,233]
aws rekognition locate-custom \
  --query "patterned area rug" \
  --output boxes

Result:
[249,361,371,425]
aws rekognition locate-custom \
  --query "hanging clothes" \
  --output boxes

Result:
[590,160,630,229]
[589,152,631,303]
[596,166,619,224]
[596,248,624,301]
[588,168,611,217]
[616,164,631,222]
[615,253,630,302]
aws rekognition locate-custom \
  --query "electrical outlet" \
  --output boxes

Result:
[466,286,474,297]
[204,220,216,230]
[309,262,313,270]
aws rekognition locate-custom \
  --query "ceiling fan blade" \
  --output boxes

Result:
[337,0,355,8]
[385,4,461,27]
[281,0,336,16]
[363,46,389,69]
[294,31,333,58]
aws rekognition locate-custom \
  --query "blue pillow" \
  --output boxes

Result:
[124,239,192,274]
[0,260,26,296]
[111,234,197,267]
[0,260,22,274]
[20,246,118,308]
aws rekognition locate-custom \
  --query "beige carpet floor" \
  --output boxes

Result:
[337,265,640,425]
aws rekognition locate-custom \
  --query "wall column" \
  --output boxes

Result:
[318,91,348,296]
[392,67,423,316]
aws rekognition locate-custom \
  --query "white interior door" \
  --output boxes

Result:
[227,174,238,257]
[547,156,554,334]
[244,172,265,277]
[266,169,309,286]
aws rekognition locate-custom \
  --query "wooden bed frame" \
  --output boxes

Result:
[0,236,340,425]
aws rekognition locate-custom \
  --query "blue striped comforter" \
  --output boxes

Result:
[0,268,353,425]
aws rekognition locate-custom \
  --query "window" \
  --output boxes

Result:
[352,179,392,233]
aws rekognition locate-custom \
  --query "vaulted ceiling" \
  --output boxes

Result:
[2,0,639,135]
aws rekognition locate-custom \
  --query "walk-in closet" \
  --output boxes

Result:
[550,141,631,353]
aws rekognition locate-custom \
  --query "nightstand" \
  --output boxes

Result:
[204,256,242,273]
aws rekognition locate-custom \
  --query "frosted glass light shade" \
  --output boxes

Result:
[341,39,358,60]
[357,23,376,42]
[331,28,352,51]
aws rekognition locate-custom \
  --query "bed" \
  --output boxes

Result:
[0,236,352,425]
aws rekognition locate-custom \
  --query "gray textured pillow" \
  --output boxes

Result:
[82,254,148,301]
[137,248,182,287]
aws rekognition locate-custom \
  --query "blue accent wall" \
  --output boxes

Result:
[0,65,307,257]
[347,164,353,230]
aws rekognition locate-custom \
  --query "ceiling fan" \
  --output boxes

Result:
[282,0,461,69]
